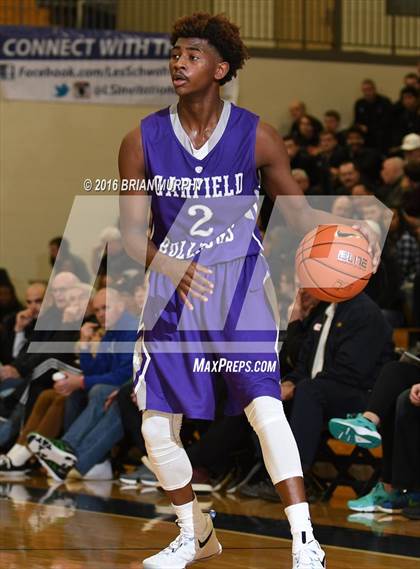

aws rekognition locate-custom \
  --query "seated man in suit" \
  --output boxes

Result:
[281,291,394,474]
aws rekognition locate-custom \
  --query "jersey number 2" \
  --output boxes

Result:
[188,205,214,237]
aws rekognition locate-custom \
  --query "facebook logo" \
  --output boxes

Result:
[0,64,15,80]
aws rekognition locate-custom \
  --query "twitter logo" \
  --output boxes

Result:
[55,84,69,97]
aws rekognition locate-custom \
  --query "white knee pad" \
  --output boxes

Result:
[141,410,193,491]
[245,396,303,485]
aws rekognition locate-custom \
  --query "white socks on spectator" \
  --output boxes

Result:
[285,502,314,552]
[7,444,32,467]
[172,496,207,538]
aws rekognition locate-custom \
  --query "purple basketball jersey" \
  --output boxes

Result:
[141,103,263,265]
[134,102,281,420]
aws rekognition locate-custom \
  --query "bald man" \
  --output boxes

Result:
[288,99,322,142]
[0,283,46,373]
[378,157,405,207]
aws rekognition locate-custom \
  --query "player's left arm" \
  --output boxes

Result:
[255,122,380,269]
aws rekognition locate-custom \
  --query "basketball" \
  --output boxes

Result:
[295,224,373,303]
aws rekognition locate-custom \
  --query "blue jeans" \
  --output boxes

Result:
[0,377,25,399]
[75,400,124,475]
[63,384,117,450]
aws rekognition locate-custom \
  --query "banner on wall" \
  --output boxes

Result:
[0,26,238,105]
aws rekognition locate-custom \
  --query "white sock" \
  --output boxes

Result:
[7,444,32,467]
[285,502,314,552]
[172,496,207,537]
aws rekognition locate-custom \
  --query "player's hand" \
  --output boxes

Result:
[409,383,420,407]
[14,309,34,332]
[352,221,381,273]
[281,380,296,401]
[163,258,214,311]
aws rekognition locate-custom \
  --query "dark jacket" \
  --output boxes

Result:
[285,293,394,391]
[354,94,393,151]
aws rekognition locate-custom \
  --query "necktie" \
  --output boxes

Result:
[311,303,336,379]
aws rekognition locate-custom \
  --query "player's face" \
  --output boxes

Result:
[169,38,225,95]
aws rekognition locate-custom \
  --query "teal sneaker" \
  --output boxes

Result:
[378,491,420,514]
[328,414,382,448]
[347,482,391,512]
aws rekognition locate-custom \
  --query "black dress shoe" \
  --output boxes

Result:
[402,505,420,520]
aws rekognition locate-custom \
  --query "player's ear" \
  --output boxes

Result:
[215,61,229,82]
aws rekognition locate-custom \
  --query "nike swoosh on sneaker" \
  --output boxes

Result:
[198,529,213,549]
[355,435,371,444]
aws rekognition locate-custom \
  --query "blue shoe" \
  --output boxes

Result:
[347,482,391,512]
[329,414,382,448]
[378,491,420,514]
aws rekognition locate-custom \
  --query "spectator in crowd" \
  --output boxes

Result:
[401,133,420,162]
[26,287,137,481]
[0,272,81,386]
[401,160,420,234]
[92,226,138,286]
[391,87,420,150]
[28,384,126,482]
[295,115,321,153]
[377,157,405,207]
[387,207,420,284]
[345,127,382,183]
[0,281,47,420]
[331,195,353,218]
[329,360,420,514]
[0,276,89,448]
[403,72,419,89]
[336,162,361,195]
[280,292,394,474]
[350,183,375,218]
[316,131,348,192]
[0,278,22,324]
[323,110,347,146]
[0,388,67,475]
[288,100,322,141]
[58,287,136,428]
[283,136,320,186]
[49,237,90,283]
[291,169,320,196]
[288,99,306,130]
[280,289,323,377]
[354,78,393,152]
[0,282,46,367]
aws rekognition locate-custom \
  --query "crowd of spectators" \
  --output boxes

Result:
[0,71,419,523]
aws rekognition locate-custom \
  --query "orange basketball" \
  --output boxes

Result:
[295,224,373,303]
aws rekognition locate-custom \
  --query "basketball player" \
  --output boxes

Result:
[119,13,378,569]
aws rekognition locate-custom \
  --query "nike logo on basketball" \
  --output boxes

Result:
[198,529,213,549]
[336,230,359,238]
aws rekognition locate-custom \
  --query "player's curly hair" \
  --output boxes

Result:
[170,12,249,85]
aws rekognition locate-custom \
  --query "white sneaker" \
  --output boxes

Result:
[293,540,326,569]
[142,513,222,568]
[81,460,113,480]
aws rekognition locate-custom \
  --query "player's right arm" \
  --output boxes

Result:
[118,127,213,309]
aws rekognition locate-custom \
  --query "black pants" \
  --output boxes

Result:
[288,378,369,471]
[186,414,253,473]
[117,382,146,454]
[367,361,420,488]
[392,389,420,490]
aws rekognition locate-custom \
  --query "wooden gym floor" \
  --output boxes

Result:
[0,474,419,568]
